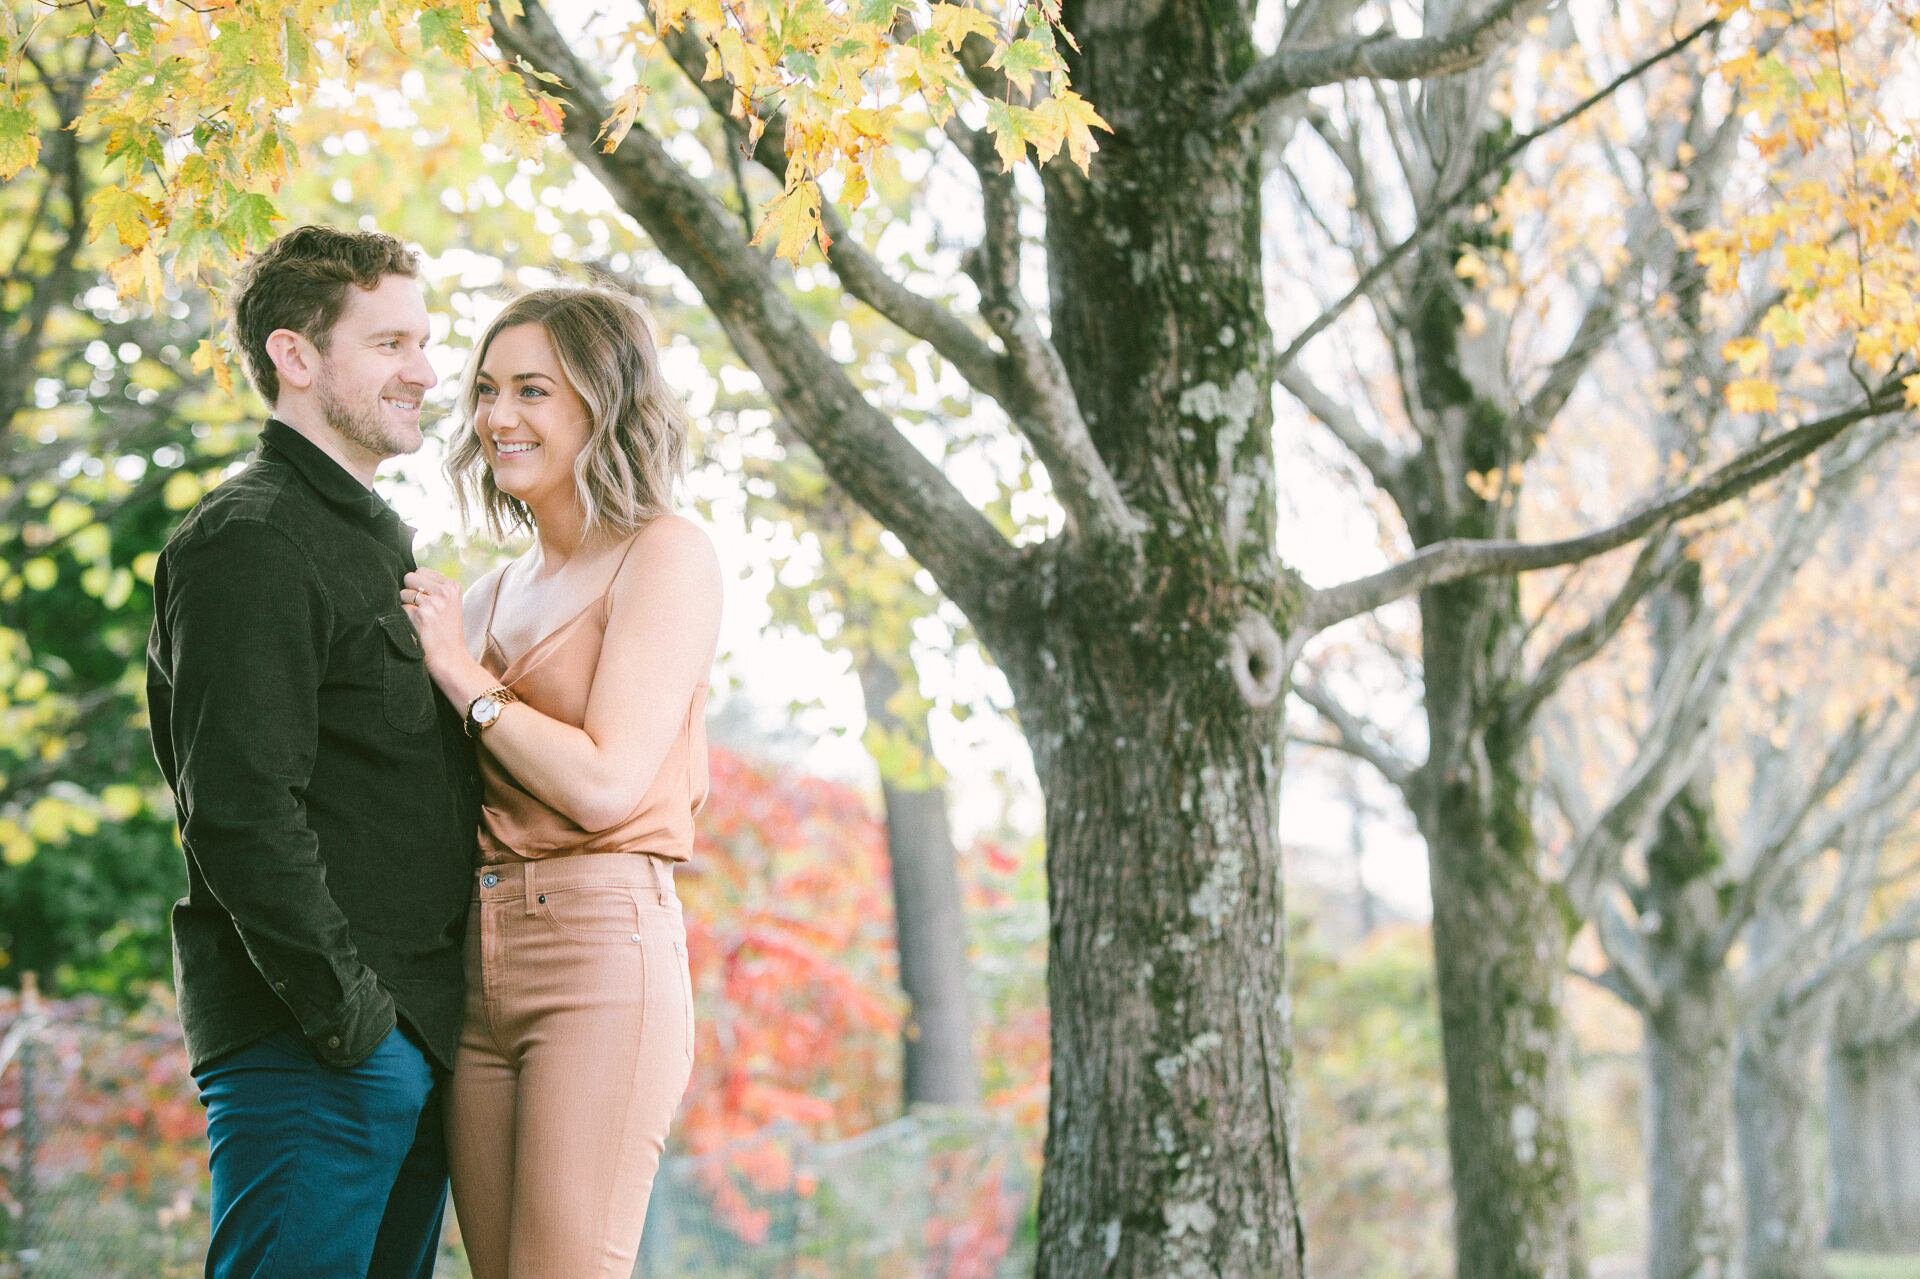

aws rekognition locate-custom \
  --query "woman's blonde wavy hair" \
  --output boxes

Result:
[448,287,688,540]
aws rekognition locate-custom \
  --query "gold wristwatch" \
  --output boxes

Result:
[465,685,520,737]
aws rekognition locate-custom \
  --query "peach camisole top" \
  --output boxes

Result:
[474,538,710,866]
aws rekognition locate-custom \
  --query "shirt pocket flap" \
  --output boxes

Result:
[378,611,425,661]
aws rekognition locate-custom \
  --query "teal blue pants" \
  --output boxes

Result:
[193,1026,447,1278]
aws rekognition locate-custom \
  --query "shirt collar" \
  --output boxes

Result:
[258,419,417,552]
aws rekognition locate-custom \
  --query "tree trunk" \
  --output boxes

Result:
[1019,640,1299,1278]
[1638,571,1737,1279]
[1017,0,1302,1270]
[1826,1033,1920,1251]
[1390,77,1589,1260]
[1414,602,1587,1279]
[855,654,980,1108]
[1735,1015,1829,1279]
[1644,968,1736,1279]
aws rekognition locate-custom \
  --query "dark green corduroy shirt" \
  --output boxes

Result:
[146,420,477,1072]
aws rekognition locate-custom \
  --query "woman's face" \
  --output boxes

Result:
[472,323,594,511]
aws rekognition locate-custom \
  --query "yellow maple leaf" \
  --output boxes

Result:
[929,4,999,48]
[191,338,235,396]
[752,182,826,262]
[1725,378,1779,415]
[1721,336,1768,374]
[1034,92,1108,170]
[89,184,165,250]
[1902,374,1920,411]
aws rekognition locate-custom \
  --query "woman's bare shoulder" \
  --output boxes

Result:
[625,514,719,575]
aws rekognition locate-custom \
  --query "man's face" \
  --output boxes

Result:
[311,274,437,461]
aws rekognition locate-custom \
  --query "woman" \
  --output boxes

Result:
[398,286,721,1277]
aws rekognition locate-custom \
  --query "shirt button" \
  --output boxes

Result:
[326,1036,342,1049]
[273,981,286,992]
[630,933,641,943]
[481,873,499,888]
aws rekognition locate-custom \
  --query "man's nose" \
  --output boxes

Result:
[405,347,438,391]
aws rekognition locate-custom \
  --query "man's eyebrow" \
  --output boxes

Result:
[367,328,429,341]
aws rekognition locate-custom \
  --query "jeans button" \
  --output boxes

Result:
[481,873,499,888]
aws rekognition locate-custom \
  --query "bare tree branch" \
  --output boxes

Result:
[1277,362,1411,503]
[945,116,1141,545]
[1219,0,1555,125]
[1514,532,1683,726]
[1570,961,1648,1011]
[1714,712,1879,962]
[1290,676,1417,787]
[1299,385,1908,632]
[1561,467,1865,916]
[1275,13,1724,371]
[489,0,1023,637]
[1594,892,1660,1014]
[1784,903,1920,1017]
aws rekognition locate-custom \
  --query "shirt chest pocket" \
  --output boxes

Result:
[377,612,437,733]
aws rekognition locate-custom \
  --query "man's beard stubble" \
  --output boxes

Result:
[315,366,422,461]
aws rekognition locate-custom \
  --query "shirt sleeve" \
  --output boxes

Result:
[160,521,395,1067]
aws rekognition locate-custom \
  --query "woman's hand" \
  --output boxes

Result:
[401,569,468,680]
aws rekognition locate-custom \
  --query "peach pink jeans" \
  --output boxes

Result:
[446,853,693,1278]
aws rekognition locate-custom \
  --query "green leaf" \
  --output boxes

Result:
[419,6,469,59]
[218,192,283,252]
[101,118,167,174]
[284,16,314,81]
[989,35,1063,93]
[210,17,291,108]
[97,0,161,52]
[984,100,1033,170]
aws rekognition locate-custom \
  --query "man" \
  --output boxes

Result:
[146,226,477,1277]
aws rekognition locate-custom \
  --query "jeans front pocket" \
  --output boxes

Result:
[377,612,436,733]
[538,884,644,940]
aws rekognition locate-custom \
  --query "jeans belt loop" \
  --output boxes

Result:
[523,862,540,916]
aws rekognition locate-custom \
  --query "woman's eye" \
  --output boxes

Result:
[521,387,547,398]
[476,385,496,398]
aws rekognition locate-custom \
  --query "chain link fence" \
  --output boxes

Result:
[0,988,1034,1277]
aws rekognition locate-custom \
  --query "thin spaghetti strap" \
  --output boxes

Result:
[599,529,647,618]
[481,561,510,652]
[608,528,645,585]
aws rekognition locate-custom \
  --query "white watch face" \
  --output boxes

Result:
[472,697,502,726]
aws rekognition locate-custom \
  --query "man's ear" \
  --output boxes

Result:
[265,328,319,393]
